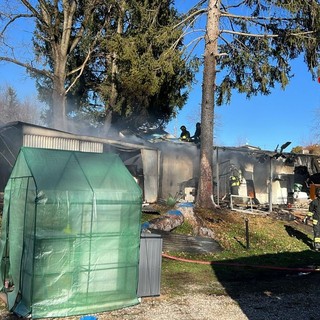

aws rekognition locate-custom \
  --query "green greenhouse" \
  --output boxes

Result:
[0,147,143,318]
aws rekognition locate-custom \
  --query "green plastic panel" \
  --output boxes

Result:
[0,147,142,318]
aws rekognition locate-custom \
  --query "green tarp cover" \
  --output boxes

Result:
[0,147,142,318]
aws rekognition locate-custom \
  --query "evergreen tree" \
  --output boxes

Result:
[106,0,197,130]
[0,85,44,124]
[1,87,20,123]
[73,0,198,131]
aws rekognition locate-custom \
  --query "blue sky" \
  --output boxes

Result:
[0,0,319,152]
[165,57,320,151]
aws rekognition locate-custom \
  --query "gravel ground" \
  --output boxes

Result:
[1,274,320,320]
[94,284,320,320]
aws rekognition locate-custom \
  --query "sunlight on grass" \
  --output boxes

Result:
[157,209,320,296]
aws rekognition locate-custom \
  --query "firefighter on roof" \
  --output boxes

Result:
[305,187,320,251]
[180,125,191,142]
[191,122,201,144]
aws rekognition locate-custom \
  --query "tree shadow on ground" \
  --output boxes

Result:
[284,224,313,249]
[211,250,320,319]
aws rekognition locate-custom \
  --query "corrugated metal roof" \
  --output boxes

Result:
[23,134,103,153]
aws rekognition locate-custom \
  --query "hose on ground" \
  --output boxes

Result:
[162,253,320,273]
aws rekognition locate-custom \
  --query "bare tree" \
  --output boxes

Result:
[0,0,110,130]
[0,85,45,124]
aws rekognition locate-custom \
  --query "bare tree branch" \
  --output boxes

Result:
[174,8,207,30]
[20,0,48,27]
[66,13,111,93]
[0,56,52,78]
[66,48,92,94]
[220,11,296,22]
[0,13,33,36]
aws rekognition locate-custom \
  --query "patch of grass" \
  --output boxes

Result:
[141,212,159,223]
[172,220,194,235]
[154,207,320,296]
[161,259,221,296]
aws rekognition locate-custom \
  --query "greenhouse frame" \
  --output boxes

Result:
[0,147,142,318]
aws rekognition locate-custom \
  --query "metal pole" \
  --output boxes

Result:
[268,157,273,213]
[245,218,250,249]
[216,147,220,206]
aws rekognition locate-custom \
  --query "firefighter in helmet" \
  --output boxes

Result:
[229,171,241,195]
[191,122,201,144]
[305,187,320,251]
[180,125,191,142]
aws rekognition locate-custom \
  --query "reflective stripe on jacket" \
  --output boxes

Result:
[230,176,240,186]
[308,198,320,224]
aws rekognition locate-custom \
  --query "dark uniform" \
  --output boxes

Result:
[306,188,320,250]
[191,122,201,144]
[180,125,190,141]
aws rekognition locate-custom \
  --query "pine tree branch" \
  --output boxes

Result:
[221,0,247,10]
[180,35,204,61]
[220,29,315,38]
[220,11,296,22]
[219,33,252,59]
[174,8,207,29]
[171,10,206,52]
[183,34,205,51]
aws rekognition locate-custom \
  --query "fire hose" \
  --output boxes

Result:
[162,253,320,273]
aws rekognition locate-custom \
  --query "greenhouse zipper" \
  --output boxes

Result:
[162,253,320,273]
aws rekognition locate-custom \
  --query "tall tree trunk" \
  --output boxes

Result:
[101,1,125,135]
[196,0,220,209]
[51,75,67,130]
[51,51,68,130]
[110,9,123,109]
